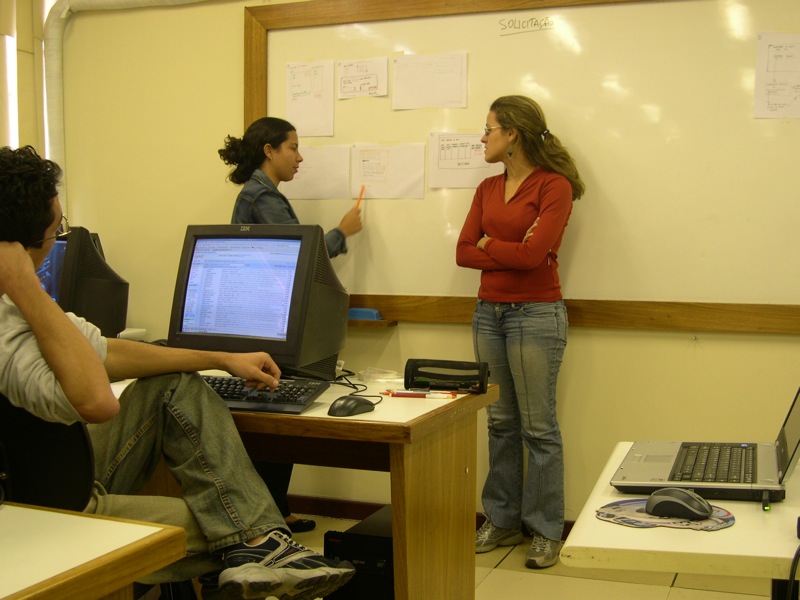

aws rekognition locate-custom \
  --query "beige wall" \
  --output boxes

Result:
[60,1,800,519]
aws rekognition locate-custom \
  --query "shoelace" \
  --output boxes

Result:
[273,531,310,553]
[531,535,551,552]
[476,521,496,542]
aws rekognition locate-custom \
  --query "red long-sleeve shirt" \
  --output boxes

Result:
[456,169,573,303]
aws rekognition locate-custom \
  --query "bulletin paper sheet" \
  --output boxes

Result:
[754,32,800,118]
[392,51,468,110]
[428,133,504,188]
[286,60,335,136]
[350,144,425,199]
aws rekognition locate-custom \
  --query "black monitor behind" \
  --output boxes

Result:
[90,232,105,259]
[324,505,394,599]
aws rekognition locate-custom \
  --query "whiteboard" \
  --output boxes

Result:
[262,0,800,303]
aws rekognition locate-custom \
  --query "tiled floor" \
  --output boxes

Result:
[291,514,772,600]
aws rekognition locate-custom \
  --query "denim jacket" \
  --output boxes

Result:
[230,169,347,258]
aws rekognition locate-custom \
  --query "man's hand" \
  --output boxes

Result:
[224,352,282,391]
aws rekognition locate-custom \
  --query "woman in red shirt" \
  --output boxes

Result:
[457,95,584,569]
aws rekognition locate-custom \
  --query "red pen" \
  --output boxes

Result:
[386,390,457,398]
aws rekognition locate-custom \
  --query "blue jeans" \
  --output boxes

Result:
[473,299,567,541]
[86,372,285,584]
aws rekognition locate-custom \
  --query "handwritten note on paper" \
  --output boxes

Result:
[428,133,504,188]
[286,60,335,136]
[755,32,800,119]
[392,51,468,110]
[351,144,425,199]
[338,57,388,99]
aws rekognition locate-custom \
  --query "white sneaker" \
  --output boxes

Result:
[219,530,355,599]
[525,534,562,569]
[475,519,524,553]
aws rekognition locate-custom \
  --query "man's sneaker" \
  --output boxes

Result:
[525,534,562,569]
[219,530,355,599]
[475,519,524,553]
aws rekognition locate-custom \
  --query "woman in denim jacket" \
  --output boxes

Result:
[220,117,362,257]
[219,117,362,533]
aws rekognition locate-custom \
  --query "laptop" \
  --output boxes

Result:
[610,386,800,503]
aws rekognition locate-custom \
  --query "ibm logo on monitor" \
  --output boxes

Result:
[239,225,251,231]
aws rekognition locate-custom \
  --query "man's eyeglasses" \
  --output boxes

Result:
[34,215,71,246]
[484,126,504,136]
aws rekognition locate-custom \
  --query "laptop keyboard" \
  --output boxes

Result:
[203,375,329,415]
[670,443,757,483]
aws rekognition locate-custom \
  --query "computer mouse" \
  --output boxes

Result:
[644,487,713,520]
[327,395,375,417]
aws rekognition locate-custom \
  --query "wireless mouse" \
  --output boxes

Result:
[644,487,713,520]
[327,395,375,417]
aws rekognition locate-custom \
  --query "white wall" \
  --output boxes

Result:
[60,0,800,520]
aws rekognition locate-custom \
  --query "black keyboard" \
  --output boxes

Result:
[203,375,329,415]
[669,442,757,483]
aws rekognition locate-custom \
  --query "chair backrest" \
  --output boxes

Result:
[0,393,95,511]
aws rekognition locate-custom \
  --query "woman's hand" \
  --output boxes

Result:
[338,206,363,237]
[523,217,540,242]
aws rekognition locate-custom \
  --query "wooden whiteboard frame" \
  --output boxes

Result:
[243,0,800,334]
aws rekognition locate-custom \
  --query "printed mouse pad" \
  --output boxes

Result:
[595,499,735,531]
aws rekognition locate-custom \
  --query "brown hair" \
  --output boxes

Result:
[491,95,584,200]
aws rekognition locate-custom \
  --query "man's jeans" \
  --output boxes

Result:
[473,299,567,542]
[86,372,285,583]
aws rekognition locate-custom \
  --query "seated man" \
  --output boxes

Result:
[0,145,354,600]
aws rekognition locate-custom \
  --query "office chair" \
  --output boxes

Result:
[0,392,94,511]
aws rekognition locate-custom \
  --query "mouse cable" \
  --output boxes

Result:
[333,377,384,404]
[332,376,364,392]
[785,542,800,600]
[335,368,356,381]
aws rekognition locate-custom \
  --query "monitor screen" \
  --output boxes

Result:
[167,224,349,381]
[36,227,129,338]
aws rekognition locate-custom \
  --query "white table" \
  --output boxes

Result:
[0,503,185,599]
[562,442,800,599]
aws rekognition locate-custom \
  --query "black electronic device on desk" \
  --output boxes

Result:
[324,505,393,599]
[404,358,489,394]
[167,224,349,381]
[203,375,329,415]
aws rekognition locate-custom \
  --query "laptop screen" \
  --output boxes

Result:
[776,387,800,481]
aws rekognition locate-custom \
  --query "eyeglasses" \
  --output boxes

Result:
[34,215,71,246]
[484,126,504,136]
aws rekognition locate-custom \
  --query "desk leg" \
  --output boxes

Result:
[772,579,798,600]
[389,413,477,600]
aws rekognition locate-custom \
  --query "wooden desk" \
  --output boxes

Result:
[561,442,800,598]
[232,382,499,600]
[0,503,185,600]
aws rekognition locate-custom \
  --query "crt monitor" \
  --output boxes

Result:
[167,224,350,381]
[36,226,129,338]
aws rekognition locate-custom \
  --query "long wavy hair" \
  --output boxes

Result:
[490,95,584,200]
[218,117,296,185]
